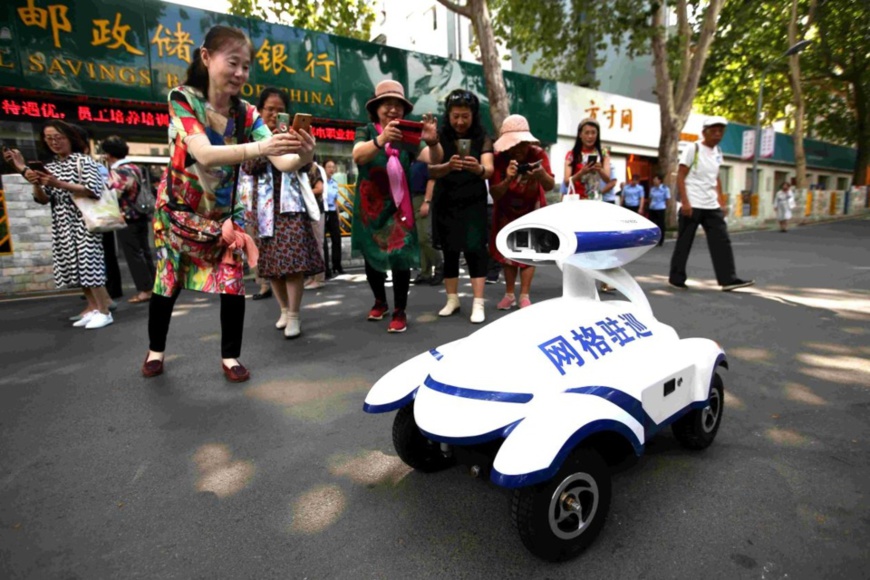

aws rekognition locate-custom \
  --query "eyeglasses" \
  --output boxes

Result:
[44,135,68,143]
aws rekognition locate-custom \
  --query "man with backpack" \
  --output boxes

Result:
[102,136,156,303]
[668,117,754,291]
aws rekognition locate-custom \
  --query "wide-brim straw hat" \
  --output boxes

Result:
[494,114,540,153]
[365,80,413,117]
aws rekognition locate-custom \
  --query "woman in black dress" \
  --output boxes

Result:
[426,90,494,324]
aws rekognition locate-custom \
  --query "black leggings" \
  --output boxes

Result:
[148,292,246,358]
[442,249,488,279]
[364,259,410,311]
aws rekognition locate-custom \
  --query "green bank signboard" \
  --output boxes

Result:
[0,0,557,141]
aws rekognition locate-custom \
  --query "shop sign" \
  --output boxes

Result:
[0,95,169,128]
[557,83,660,148]
[0,0,558,142]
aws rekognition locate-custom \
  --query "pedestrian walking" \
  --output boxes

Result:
[427,89,494,324]
[668,116,754,292]
[102,135,156,303]
[490,114,555,310]
[647,174,670,246]
[245,87,325,340]
[351,79,443,333]
[142,26,314,382]
[774,181,796,232]
[3,121,114,328]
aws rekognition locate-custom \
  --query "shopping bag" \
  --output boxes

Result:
[73,156,127,233]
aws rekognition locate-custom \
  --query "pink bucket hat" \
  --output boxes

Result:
[365,80,414,117]
[494,114,540,153]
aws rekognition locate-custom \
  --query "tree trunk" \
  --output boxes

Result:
[853,80,869,187]
[788,0,808,190]
[438,0,510,132]
[652,1,717,227]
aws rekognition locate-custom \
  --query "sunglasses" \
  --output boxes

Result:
[447,91,476,105]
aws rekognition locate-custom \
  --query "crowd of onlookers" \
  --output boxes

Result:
[2,24,758,383]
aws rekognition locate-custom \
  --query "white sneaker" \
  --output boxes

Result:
[470,299,485,324]
[275,308,289,329]
[72,310,98,327]
[85,312,113,329]
[438,294,461,317]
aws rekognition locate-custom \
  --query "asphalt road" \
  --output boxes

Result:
[1,216,868,579]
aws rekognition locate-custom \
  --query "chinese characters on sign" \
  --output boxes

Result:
[151,22,194,63]
[0,97,168,128]
[539,313,654,376]
[92,13,144,55]
[17,0,72,49]
[584,100,633,132]
[309,126,355,142]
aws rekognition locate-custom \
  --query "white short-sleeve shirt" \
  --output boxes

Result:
[680,143,723,209]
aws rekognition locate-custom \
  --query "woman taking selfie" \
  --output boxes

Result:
[490,114,555,310]
[351,80,442,333]
[426,89,493,324]
[3,121,114,329]
[563,117,612,200]
[244,87,325,340]
[142,26,315,382]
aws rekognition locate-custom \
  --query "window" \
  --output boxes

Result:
[836,177,849,191]
[818,174,829,189]
[719,165,732,195]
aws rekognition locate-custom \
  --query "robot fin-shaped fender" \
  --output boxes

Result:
[490,393,644,488]
[363,339,463,413]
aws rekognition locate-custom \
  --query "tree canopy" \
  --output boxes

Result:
[227,0,376,41]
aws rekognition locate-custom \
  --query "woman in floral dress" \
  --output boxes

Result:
[351,80,442,333]
[142,25,315,382]
[490,114,556,310]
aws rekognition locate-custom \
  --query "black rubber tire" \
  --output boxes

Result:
[672,371,725,450]
[511,448,611,562]
[392,403,455,472]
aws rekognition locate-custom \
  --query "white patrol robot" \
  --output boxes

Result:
[364,200,726,562]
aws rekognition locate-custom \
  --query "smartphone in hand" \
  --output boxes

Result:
[586,154,598,166]
[292,113,312,133]
[395,119,424,151]
[517,159,542,175]
[457,139,471,158]
[276,113,290,133]
[27,161,47,172]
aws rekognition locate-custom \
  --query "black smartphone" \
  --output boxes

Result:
[517,160,542,175]
[586,155,598,165]
[27,161,47,172]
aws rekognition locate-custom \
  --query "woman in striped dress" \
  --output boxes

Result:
[3,120,114,329]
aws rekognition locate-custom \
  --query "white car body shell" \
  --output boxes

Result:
[364,201,726,488]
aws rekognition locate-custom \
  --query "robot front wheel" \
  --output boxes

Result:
[392,403,456,473]
[511,447,612,562]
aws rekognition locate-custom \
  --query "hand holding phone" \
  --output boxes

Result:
[292,113,312,133]
[586,154,598,166]
[395,119,424,152]
[517,159,542,175]
[276,112,290,133]
[456,139,471,158]
[27,161,47,173]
